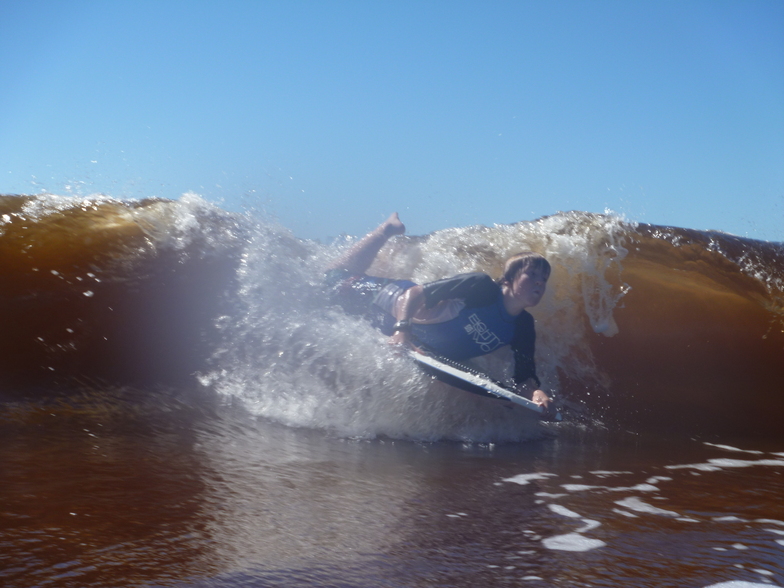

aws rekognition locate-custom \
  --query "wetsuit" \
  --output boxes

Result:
[325,270,540,386]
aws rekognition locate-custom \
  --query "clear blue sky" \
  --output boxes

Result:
[1,0,782,241]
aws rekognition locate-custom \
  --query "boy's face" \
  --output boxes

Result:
[509,265,549,308]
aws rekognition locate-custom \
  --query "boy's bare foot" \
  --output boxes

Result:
[382,212,406,237]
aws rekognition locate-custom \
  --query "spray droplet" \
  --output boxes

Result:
[83,291,94,297]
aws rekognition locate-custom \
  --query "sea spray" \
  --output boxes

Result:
[205,211,635,441]
[203,216,547,442]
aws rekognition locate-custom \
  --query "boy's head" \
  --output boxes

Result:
[500,252,551,285]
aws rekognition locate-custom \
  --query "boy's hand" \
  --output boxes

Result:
[389,331,426,354]
[532,389,552,410]
[389,330,410,347]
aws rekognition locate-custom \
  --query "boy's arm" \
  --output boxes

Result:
[389,285,425,348]
[421,273,498,308]
[390,273,496,348]
[512,313,552,409]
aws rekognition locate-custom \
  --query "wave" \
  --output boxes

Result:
[1,193,781,439]
[0,193,247,388]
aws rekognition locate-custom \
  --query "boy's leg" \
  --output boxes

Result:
[327,212,405,275]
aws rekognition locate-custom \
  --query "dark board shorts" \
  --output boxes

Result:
[324,269,416,335]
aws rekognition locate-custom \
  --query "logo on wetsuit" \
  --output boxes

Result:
[464,314,502,353]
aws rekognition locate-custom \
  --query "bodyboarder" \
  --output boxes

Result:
[325,213,553,411]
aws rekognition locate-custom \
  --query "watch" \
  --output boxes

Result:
[392,320,412,332]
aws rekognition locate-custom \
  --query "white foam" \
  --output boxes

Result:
[548,504,581,518]
[542,533,606,552]
[561,484,598,492]
[666,458,784,472]
[712,458,784,468]
[704,442,764,455]
[611,483,659,492]
[503,473,557,485]
[589,470,633,477]
[548,504,602,534]
[614,497,679,517]
[577,519,601,533]
[704,583,781,588]
[535,492,567,498]
[560,482,658,493]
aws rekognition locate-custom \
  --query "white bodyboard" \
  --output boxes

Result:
[411,352,561,420]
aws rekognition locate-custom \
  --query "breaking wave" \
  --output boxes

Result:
[1,193,781,439]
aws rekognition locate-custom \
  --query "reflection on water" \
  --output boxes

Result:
[1,389,782,588]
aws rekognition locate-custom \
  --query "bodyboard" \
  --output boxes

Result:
[410,351,562,420]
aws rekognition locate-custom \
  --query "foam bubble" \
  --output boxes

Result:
[542,533,606,552]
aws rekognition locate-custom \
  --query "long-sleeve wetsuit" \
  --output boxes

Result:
[325,269,540,387]
[408,273,539,387]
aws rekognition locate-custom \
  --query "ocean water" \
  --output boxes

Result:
[1,193,782,587]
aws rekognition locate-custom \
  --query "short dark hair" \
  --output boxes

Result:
[500,252,551,285]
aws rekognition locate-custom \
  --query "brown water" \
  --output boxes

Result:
[1,194,782,587]
[2,390,782,588]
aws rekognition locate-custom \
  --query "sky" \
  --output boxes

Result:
[1,0,782,242]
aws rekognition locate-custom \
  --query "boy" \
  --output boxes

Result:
[325,213,552,410]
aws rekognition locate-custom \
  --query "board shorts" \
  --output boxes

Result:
[324,269,416,335]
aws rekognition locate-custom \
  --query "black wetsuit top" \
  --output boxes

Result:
[325,270,540,386]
